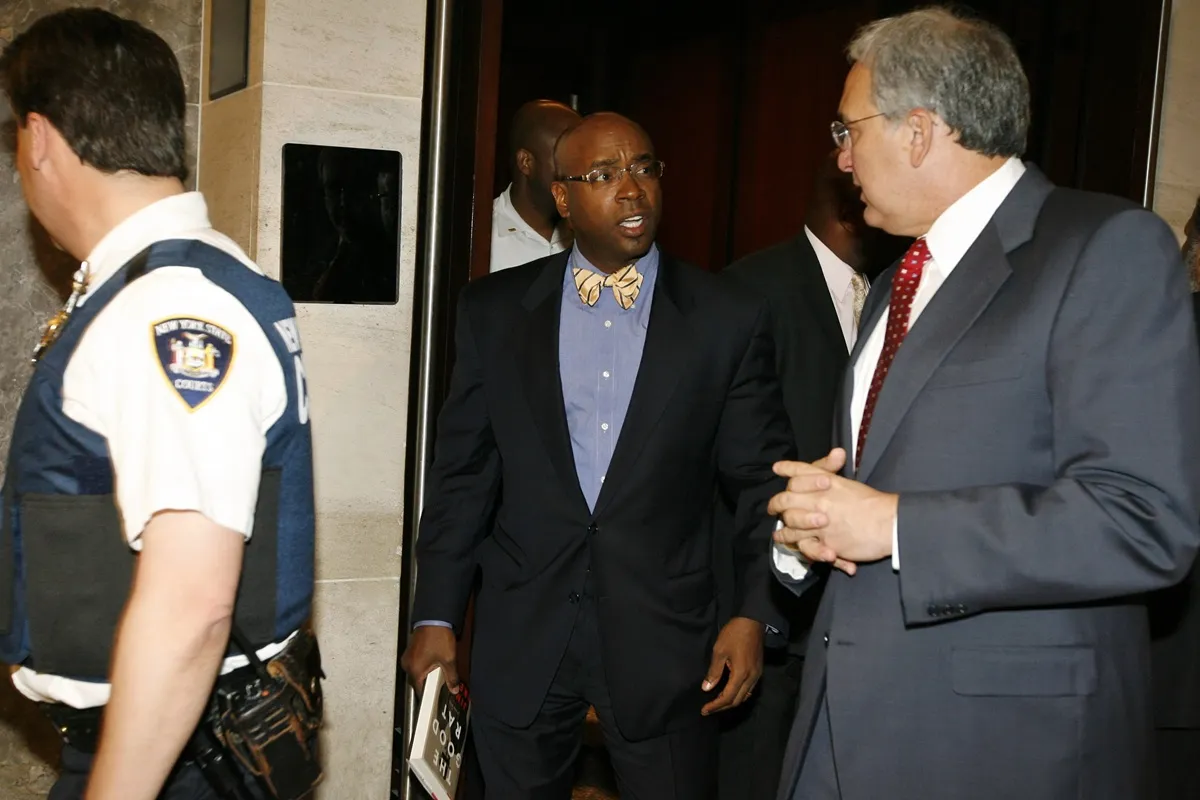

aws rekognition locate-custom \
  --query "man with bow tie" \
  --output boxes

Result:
[402,111,794,798]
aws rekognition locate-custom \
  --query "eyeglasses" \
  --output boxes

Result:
[560,159,666,186]
[830,113,886,150]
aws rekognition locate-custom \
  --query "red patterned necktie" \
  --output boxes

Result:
[856,237,929,469]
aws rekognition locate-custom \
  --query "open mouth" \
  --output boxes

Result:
[619,214,647,236]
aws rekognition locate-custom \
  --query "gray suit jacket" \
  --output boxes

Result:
[775,167,1200,800]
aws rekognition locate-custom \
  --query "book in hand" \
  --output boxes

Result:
[409,666,471,800]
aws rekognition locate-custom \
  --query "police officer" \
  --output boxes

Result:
[0,9,320,799]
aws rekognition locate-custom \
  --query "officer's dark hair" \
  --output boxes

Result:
[0,8,187,181]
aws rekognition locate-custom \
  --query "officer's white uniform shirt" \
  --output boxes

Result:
[489,184,568,272]
[12,192,295,709]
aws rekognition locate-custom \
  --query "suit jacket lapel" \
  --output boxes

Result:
[855,227,1012,479]
[516,252,588,509]
[850,166,1054,481]
[592,256,692,517]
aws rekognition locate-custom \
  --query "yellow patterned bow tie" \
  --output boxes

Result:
[572,263,643,310]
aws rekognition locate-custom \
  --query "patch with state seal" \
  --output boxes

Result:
[152,317,236,410]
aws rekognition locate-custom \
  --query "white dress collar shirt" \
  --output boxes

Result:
[489,184,567,273]
[848,157,1028,467]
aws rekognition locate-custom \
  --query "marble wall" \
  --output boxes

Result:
[0,2,203,796]
[1154,0,1200,240]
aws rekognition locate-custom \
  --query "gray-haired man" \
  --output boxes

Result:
[767,8,1200,800]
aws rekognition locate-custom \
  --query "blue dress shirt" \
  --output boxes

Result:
[558,244,658,511]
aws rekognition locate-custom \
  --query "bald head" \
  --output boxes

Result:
[508,99,579,218]
[552,112,653,178]
[510,100,578,170]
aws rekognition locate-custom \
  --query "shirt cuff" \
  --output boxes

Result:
[892,517,899,571]
[773,520,810,580]
[414,620,454,631]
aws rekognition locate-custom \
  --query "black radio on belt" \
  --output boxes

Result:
[201,625,325,800]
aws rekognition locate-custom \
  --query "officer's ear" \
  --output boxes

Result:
[19,112,54,170]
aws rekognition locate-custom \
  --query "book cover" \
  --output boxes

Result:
[408,666,471,800]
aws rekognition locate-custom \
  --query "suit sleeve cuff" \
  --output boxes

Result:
[772,520,810,580]
[414,620,454,631]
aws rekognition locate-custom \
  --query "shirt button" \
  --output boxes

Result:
[604,320,612,328]
[602,371,610,379]
[600,475,605,482]
[601,422,609,431]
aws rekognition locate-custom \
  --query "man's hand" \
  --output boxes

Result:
[401,625,460,693]
[700,616,763,715]
[768,448,898,567]
[769,449,858,575]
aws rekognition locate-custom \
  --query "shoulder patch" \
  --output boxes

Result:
[152,317,236,410]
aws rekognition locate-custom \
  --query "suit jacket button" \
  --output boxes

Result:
[823,633,830,647]
[927,604,940,617]
[587,524,598,536]
[569,592,580,604]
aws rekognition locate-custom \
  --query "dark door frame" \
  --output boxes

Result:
[390,0,503,797]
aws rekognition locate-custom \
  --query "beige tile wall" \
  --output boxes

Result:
[254,81,421,798]
[198,84,264,255]
[1155,0,1200,240]
[261,0,426,98]
[198,0,266,256]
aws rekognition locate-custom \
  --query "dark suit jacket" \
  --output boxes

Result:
[775,167,1200,800]
[413,250,794,741]
[1148,293,1200,730]
[717,234,850,652]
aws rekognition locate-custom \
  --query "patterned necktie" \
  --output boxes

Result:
[573,263,643,310]
[850,272,869,330]
[856,238,929,469]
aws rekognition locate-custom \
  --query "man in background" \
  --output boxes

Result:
[490,99,580,272]
[715,151,900,800]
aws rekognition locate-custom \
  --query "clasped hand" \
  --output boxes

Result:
[766,448,898,575]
